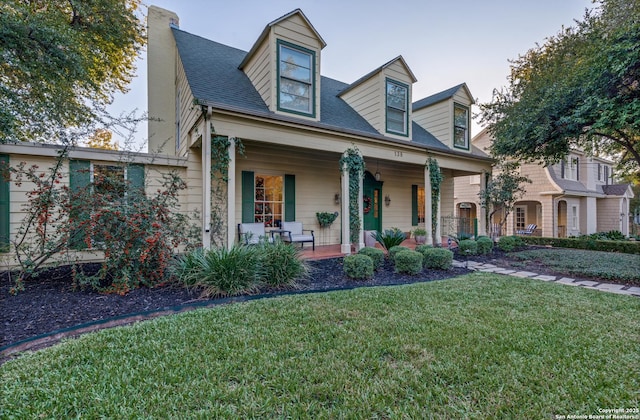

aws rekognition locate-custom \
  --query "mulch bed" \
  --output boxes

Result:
[1,258,471,354]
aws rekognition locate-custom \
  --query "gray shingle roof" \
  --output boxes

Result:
[602,184,631,196]
[412,83,469,111]
[171,28,453,152]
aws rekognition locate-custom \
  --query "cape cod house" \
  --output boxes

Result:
[146,6,492,252]
[0,6,493,265]
[454,129,635,238]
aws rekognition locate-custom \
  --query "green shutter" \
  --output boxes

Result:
[69,160,91,249]
[284,174,295,222]
[127,164,145,196]
[241,171,254,223]
[0,155,10,251]
[411,184,418,225]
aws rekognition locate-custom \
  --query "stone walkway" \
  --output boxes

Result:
[453,260,640,298]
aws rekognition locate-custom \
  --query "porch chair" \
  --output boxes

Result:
[280,221,315,250]
[238,222,273,245]
[516,224,537,235]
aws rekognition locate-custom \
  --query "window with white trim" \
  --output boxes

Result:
[278,42,314,116]
[453,104,469,149]
[571,206,578,229]
[386,79,408,135]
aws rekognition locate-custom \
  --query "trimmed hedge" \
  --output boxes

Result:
[389,245,411,261]
[497,236,525,252]
[343,254,374,280]
[521,236,640,255]
[420,247,453,270]
[358,247,385,270]
[476,236,494,255]
[394,250,423,275]
[458,239,478,256]
[415,244,433,254]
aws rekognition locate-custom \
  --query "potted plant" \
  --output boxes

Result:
[413,227,427,244]
[316,211,338,228]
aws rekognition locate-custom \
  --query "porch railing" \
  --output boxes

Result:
[440,216,477,239]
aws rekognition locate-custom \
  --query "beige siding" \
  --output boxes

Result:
[339,73,383,133]
[176,57,199,157]
[0,147,190,268]
[382,62,413,140]
[413,100,450,146]
[597,198,622,232]
[241,37,272,110]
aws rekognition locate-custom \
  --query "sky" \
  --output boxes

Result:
[109,0,594,150]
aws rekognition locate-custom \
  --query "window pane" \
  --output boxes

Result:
[280,46,311,71]
[387,82,407,111]
[387,108,405,133]
[255,174,283,227]
[94,165,125,199]
[454,106,468,128]
[280,79,311,112]
[454,127,467,147]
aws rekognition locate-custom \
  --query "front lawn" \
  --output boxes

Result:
[1,273,638,418]
[509,248,640,283]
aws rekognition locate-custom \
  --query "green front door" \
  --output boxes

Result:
[363,171,382,232]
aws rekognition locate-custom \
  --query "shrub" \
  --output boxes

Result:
[458,239,478,256]
[421,248,453,270]
[389,245,411,261]
[497,235,525,252]
[394,250,423,275]
[258,240,309,287]
[373,228,406,252]
[522,236,640,254]
[173,245,261,297]
[343,254,374,280]
[415,244,433,254]
[358,247,385,270]
[476,236,494,255]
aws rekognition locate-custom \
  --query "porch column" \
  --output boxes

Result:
[435,190,442,246]
[478,170,488,236]
[357,169,365,251]
[202,110,212,249]
[340,162,351,254]
[424,165,433,246]
[227,138,236,248]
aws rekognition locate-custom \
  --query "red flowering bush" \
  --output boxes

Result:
[72,172,197,293]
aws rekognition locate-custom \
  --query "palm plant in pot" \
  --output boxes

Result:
[412,227,427,244]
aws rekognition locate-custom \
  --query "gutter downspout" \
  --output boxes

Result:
[202,106,212,249]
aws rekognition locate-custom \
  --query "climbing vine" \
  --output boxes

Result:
[210,134,245,247]
[339,146,365,243]
[427,157,443,243]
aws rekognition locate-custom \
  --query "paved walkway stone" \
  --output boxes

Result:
[453,260,637,297]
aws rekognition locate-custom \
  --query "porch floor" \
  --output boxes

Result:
[299,238,454,261]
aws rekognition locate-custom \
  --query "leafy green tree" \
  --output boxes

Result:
[0,0,144,144]
[479,162,532,237]
[480,0,640,179]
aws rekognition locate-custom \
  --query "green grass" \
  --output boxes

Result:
[2,273,639,418]
[511,248,640,283]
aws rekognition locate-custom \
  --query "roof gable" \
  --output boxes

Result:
[339,56,417,96]
[412,83,474,111]
[239,8,326,69]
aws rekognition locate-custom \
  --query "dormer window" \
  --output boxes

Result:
[453,104,469,149]
[386,79,409,136]
[277,41,315,116]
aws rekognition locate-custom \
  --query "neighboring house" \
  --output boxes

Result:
[454,129,635,238]
[0,7,493,264]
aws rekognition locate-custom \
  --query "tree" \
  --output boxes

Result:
[480,0,640,179]
[86,129,118,150]
[479,162,532,238]
[0,0,144,144]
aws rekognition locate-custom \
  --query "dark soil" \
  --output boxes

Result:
[1,258,470,353]
[1,246,629,359]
